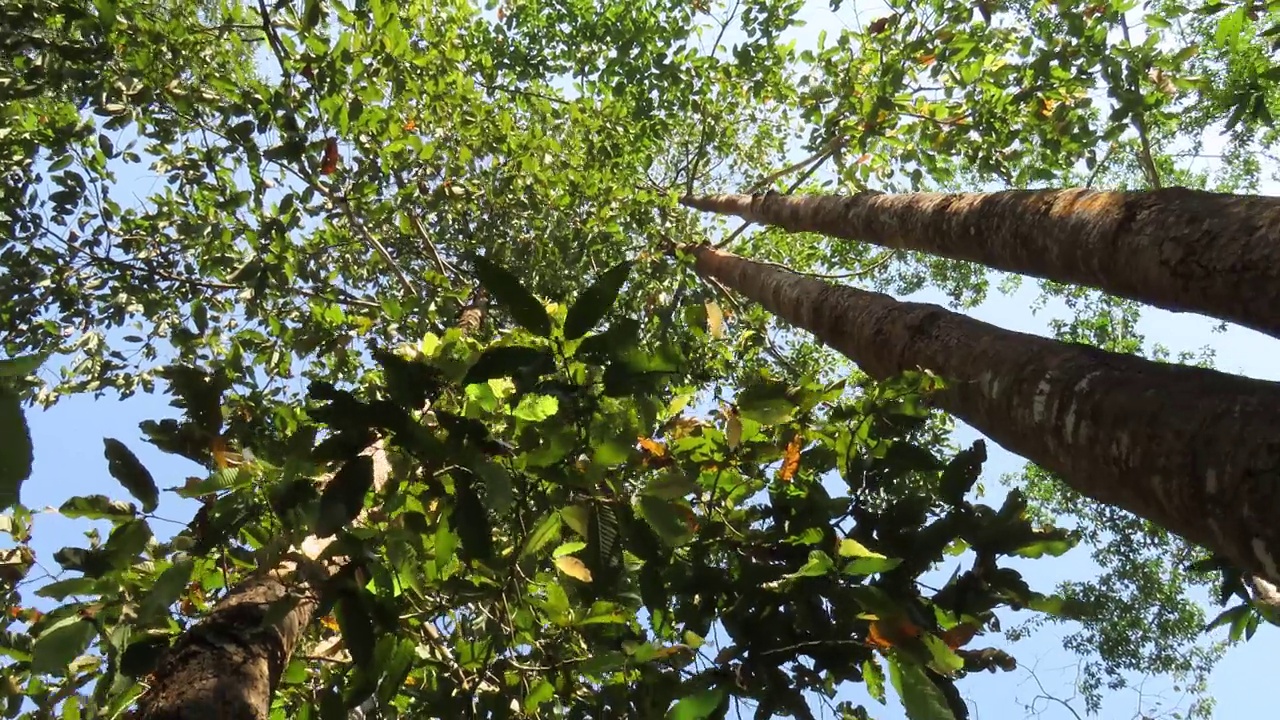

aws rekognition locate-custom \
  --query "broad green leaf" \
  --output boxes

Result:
[472,458,513,514]
[35,577,99,600]
[141,558,195,618]
[104,519,153,565]
[176,467,253,498]
[468,253,552,337]
[641,473,700,500]
[376,638,416,706]
[521,512,563,557]
[316,455,375,537]
[839,539,903,575]
[1009,535,1076,559]
[525,678,555,712]
[0,353,48,377]
[921,635,965,676]
[553,541,588,558]
[59,495,137,520]
[103,439,159,513]
[637,495,694,547]
[887,653,957,720]
[735,382,796,425]
[864,657,887,704]
[335,594,376,665]
[31,617,97,675]
[512,394,559,422]
[666,686,726,720]
[564,260,633,340]
[0,388,32,508]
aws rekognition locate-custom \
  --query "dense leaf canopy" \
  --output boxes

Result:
[1,0,1277,718]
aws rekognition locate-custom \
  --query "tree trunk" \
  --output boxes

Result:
[688,244,1280,584]
[680,188,1280,339]
[132,449,392,720]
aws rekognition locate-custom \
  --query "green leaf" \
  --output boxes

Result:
[921,635,965,676]
[0,353,48,377]
[564,260,633,340]
[641,473,700,500]
[735,382,796,425]
[0,388,32,508]
[103,439,159,513]
[141,558,195,618]
[59,495,137,520]
[467,253,552,337]
[35,577,99,600]
[335,594,376,665]
[302,0,323,31]
[176,467,254,498]
[887,653,956,720]
[376,638,416,706]
[864,657,887,704]
[31,617,97,675]
[462,346,555,386]
[316,455,375,537]
[472,458,513,514]
[637,495,694,547]
[521,512,563,557]
[512,394,559,422]
[103,519,153,565]
[666,686,726,720]
[525,678,556,712]
[839,539,903,575]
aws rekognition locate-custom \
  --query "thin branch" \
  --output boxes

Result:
[745,135,847,194]
[331,194,421,298]
[1119,15,1163,190]
[408,212,457,278]
[713,145,837,250]
[46,228,383,310]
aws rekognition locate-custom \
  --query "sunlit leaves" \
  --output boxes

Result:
[637,495,695,547]
[666,687,726,720]
[31,617,97,676]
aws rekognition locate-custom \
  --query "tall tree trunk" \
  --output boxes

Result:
[687,244,1280,584]
[680,188,1280,339]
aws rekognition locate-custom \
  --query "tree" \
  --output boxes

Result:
[681,188,1280,339]
[682,242,1280,586]
[3,0,1277,718]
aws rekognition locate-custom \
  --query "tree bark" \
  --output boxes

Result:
[133,448,392,720]
[688,244,1280,584]
[680,188,1280,339]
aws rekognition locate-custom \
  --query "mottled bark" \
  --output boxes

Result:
[680,188,1280,339]
[689,244,1280,584]
[133,448,392,720]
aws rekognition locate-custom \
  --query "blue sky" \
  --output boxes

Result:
[9,0,1280,717]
